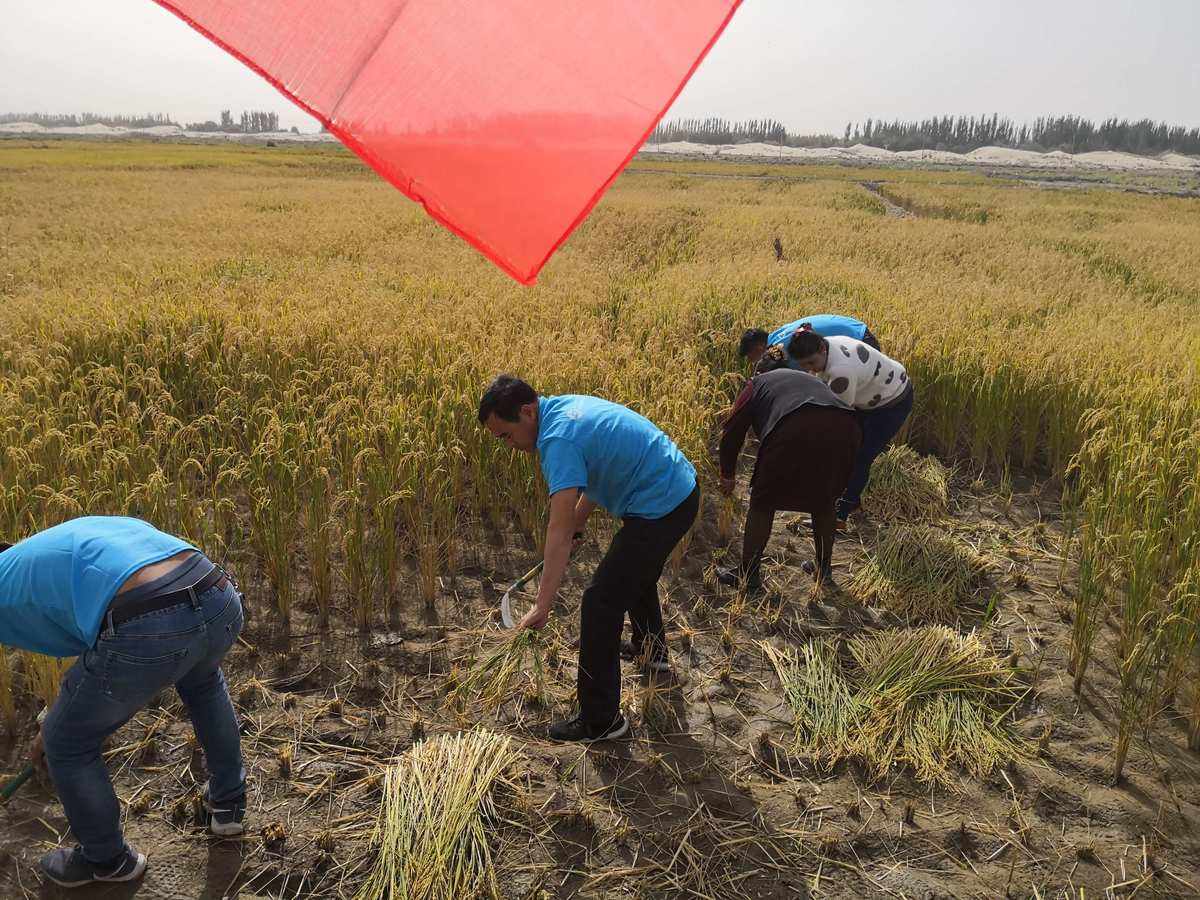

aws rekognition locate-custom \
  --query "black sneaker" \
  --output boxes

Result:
[619,641,670,673]
[547,713,630,743]
[40,845,147,888]
[202,782,246,836]
[715,566,762,593]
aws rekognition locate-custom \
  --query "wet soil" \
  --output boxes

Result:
[2,466,1199,899]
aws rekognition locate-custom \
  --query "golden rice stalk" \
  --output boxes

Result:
[1183,661,1200,752]
[849,524,989,623]
[1068,517,1109,694]
[862,445,950,521]
[354,730,517,900]
[1165,567,1200,751]
[637,674,681,736]
[0,645,15,733]
[715,493,735,544]
[20,652,72,707]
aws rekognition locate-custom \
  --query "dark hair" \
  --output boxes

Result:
[754,346,790,375]
[478,374,538,423]
[0,542,11,554]
[737,328,769,358]
[786,329,825,360]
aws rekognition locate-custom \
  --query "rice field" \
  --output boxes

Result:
[1,138,1199,897]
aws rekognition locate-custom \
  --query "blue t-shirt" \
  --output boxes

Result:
[768,314,868,351]
[0,516,194,657]
[536,395,696,519]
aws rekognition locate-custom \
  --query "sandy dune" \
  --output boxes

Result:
[3,121,1197,171]
[642,138,1199,172]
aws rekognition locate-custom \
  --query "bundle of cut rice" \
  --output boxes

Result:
[863,445,950,521]
[849,524,989,623]
[763,627,1027,785]
[449,629,547,717]
[355,730,518,900]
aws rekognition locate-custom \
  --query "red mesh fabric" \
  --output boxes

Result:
[153,1,742,284]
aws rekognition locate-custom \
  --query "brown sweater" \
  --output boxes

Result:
[719,370,852,477]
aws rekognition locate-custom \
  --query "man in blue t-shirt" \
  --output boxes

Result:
[0,517,247,887]
[738,313,880,368]
[479,374,699,743]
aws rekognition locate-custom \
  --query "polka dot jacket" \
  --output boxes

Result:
[820,336,909,410]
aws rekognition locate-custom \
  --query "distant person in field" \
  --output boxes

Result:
[786,329,914,528]
[478,374,698,743]
[716,348,861,590]
[0,518,246,889]
[738,313,881,369]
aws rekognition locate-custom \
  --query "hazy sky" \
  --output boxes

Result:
[2,0,1198,134]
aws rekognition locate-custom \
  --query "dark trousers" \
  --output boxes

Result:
[742,497,836,582]
[838,385,913,520]
[578,485,699,726]
[861,328,881,351]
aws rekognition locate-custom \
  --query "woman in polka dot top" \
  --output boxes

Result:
[786,330,915,525]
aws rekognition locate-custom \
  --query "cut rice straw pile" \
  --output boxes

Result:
[763,639,858,770]
[354,730,518,900]
[763,626,1028,785]
[450,629,547,718]
[863,445,950,521]
[849,524,989,622]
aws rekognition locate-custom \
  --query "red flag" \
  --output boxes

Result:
[153,1,741,284]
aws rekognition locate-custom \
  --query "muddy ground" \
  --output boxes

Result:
[2,459,1199,899]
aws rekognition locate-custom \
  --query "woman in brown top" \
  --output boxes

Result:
[716,349,862,589]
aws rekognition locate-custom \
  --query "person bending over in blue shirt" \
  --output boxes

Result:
[738,313,880,368]
[0,517,247,889]
[479,374,699,743]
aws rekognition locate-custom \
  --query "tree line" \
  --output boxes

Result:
[185,109,285,133]
[0,112,177,129]
[0,110,292,134]
[846,114,1200,155]
[650,114,1200,156]
[650,117,840,148]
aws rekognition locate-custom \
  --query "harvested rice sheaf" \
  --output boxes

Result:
[863,445,950,521]
[354,730,517,900]
[851,627,1028,783]
[763,627,1028,785]
[449,629,548,718]
[761,641,858,770]
[849,524,989,623]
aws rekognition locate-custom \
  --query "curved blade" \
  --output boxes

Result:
[499,560,544,629]
[500,586,518,629]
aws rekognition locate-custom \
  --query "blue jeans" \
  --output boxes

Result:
[838,385,914,520]
[42,578,246,864]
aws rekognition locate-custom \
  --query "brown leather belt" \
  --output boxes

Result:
[106,566,228,629]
